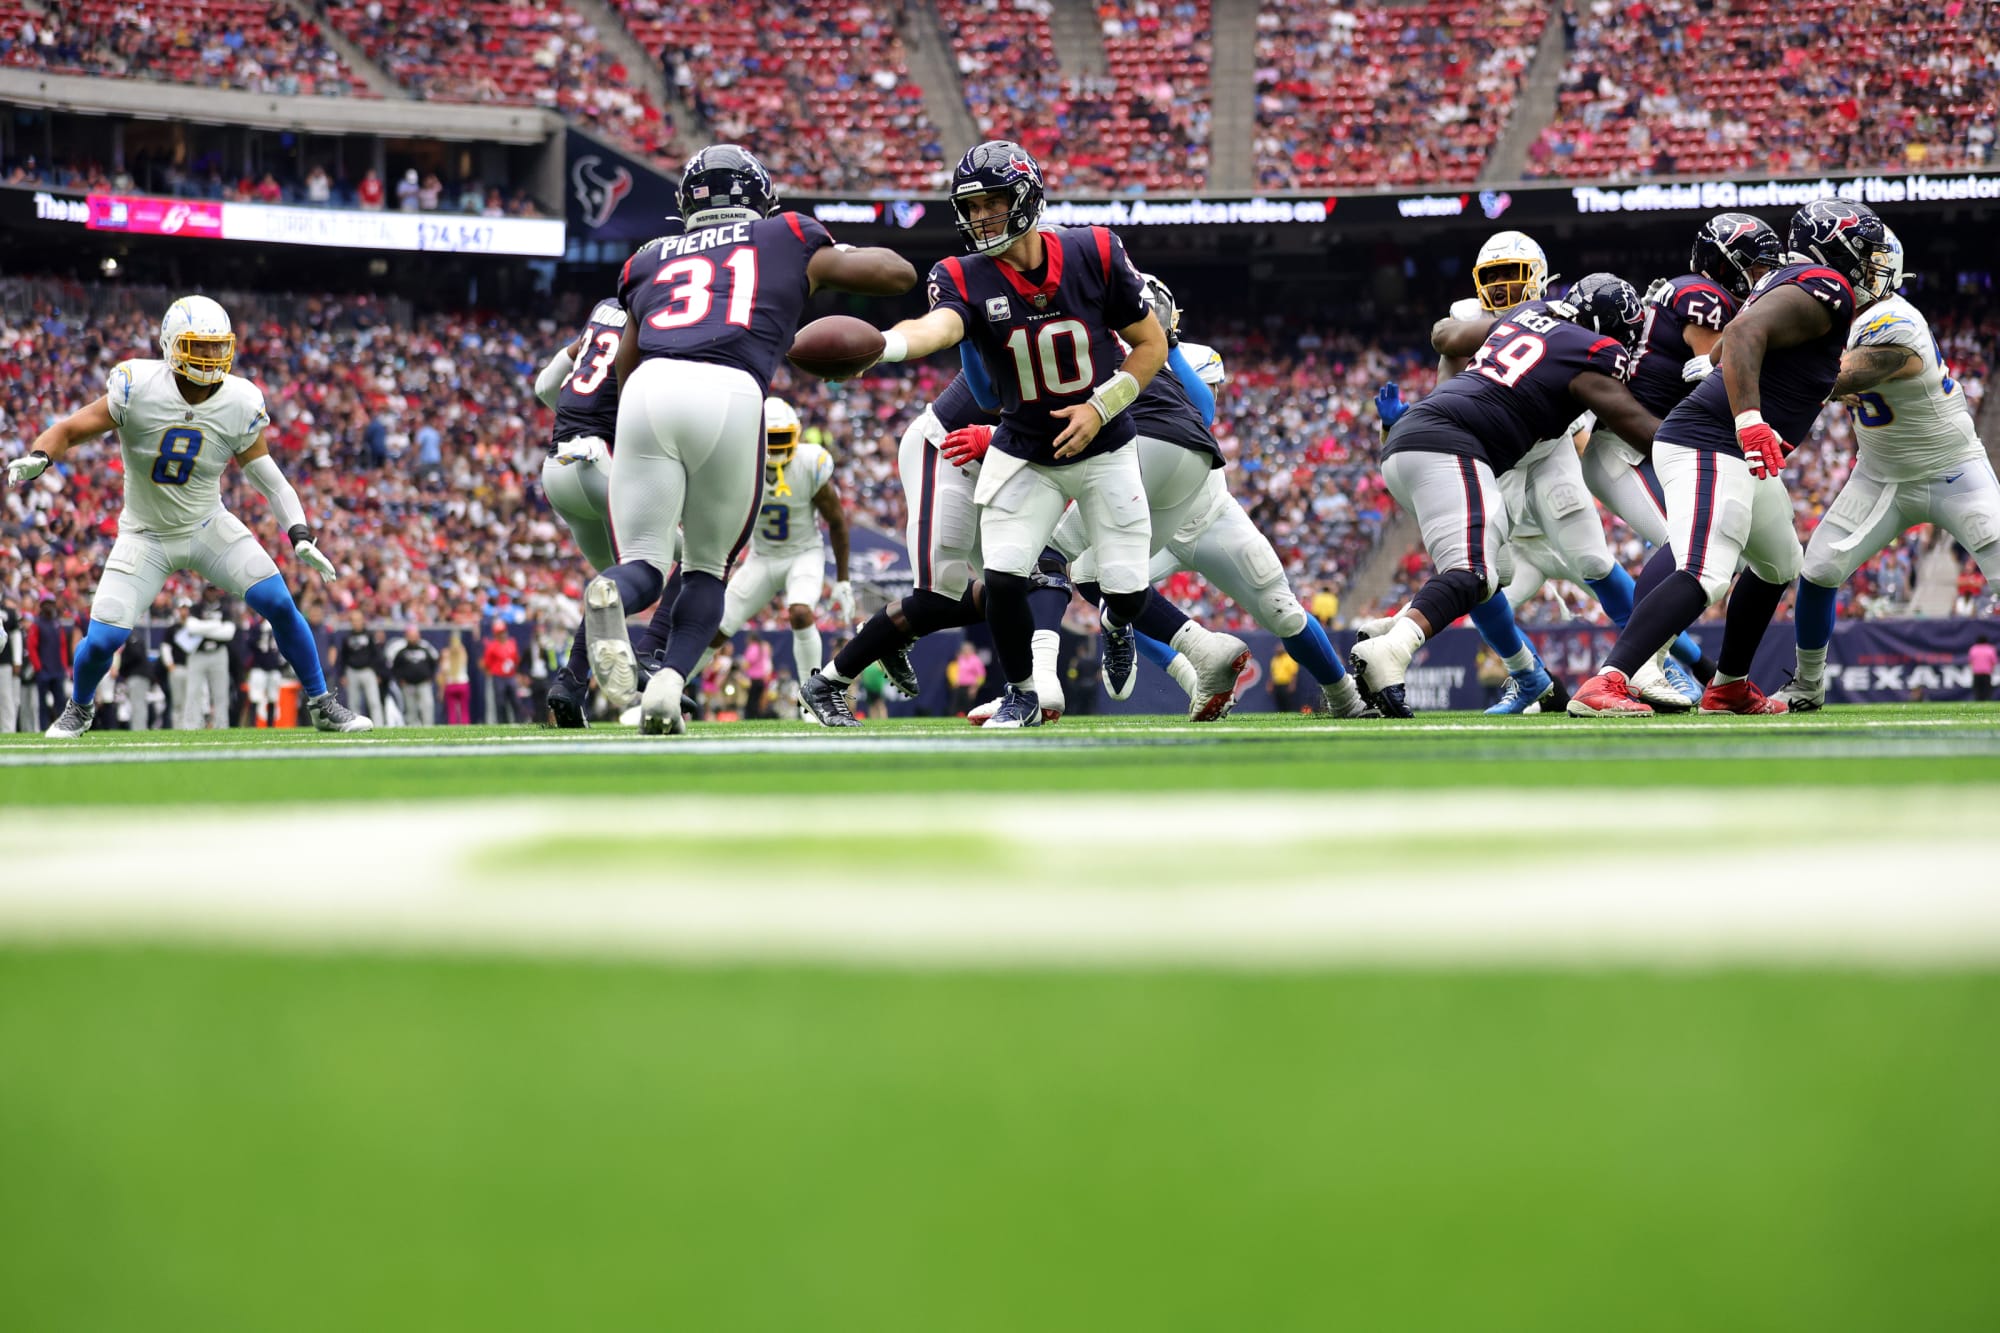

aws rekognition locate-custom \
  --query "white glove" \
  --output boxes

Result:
[830,580,855,624]
[6,451,49,485]
[1682,354,1715,383]
[294,539,338,583]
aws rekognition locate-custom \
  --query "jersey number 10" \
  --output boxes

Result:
[1003,319,1095,401]
[648,249,759,331]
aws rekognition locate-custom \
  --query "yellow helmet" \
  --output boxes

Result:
[765,396,801,466]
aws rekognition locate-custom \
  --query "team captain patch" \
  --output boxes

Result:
[985,296,1011,322]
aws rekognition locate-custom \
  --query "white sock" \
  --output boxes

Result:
[1167,653,1199,699]
[1502,645,1536,673]
[1796,646,1827,681]
[1168,620,1210,656]
[1386,617,1425,653]
[1597,665,1628,683]
[792,626,822,682]
[1030,629,1059,682]
[1714,671,1746,686]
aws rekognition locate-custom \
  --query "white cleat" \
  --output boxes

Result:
[1314,675,1377,718]
[1629,657,1694,713]
[1352,613,1401,640]
[618,703,642,727]
[306,691,372,733]
[1773,677,1826,712]
[44,699,95,739]
[583,576,639,711]
[639,668,688,736]
[1180,627,1251,722]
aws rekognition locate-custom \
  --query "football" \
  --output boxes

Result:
[787,315,887,381]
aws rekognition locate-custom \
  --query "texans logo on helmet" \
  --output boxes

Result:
[1719,217,1761,244]
[571,155,634,229]
[1006,155,1039,181]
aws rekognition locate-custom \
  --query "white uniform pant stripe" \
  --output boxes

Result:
[1655,440,1803,605]
[1380,450,1508,598]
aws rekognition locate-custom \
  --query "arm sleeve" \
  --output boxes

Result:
[1167,345,1215,425]
[958,340,1002,412]
[535,345,575,408]
[241,453,309,530]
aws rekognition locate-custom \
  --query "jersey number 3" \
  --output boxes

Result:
[152,427,204,486]
[648,249,759,331]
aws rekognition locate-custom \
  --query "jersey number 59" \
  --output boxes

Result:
[1470,331,1547,387]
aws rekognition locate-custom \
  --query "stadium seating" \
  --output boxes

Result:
[1528,0,2000,180]
[1254,0,1546,189]
[322,0,672,158]
[933,0,1211,192]
[0,0,373,96]
[615,0,944,192]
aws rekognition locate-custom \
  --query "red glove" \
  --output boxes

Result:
[1736,414,1793,481]
[940,424,993,468]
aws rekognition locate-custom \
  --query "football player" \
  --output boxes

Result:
[857,140,1245,729]
[1776,228,2000,709]
[4,295,369,737]
[703,397,853,710]
[581,144,915,735]
[1355,274,1661,716]
[1570,199,1905,716]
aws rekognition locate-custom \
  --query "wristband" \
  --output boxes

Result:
[879,330,909,363]
[1087,369,1140,424]
[30,449,48,465]
[1734,410,1765,432]
[287,524,313,548]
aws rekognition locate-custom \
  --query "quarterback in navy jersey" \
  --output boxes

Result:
[856,139,1246,730]
[1571,198,1907,717]
[1353,275,1661,717]
[574,143,914,737]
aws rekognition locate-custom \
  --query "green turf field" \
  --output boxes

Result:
[2,707,1996,1329]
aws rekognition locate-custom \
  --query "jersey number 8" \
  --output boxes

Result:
[152,427,204,486]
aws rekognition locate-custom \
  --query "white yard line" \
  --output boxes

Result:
[0,793,1996,968]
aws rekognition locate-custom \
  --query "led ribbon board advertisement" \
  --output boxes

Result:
[16,190,567,256]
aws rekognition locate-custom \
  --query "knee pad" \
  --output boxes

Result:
[1264,593,1307,640]
[1800,541,1850,591]
[1693,566,1733,607]
[898,588,980,636]
[1033,547,1072,591]
[1574,549,1615,582]
[1493,543,1515,591]
[1101,588,1147,625]
[1411,567,1491,631]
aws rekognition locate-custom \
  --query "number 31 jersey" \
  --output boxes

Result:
[620,212,834,394]
[926,226,1150,467]
[551,299,629,449]
[1384,300,1631,475]
[105,359,270,536]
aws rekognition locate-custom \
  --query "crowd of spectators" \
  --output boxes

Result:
[0,0,370,96]
[1254,0,1547,189]
[322,0,674,161]
[1529,0,2000,181]
[0,150,547,217]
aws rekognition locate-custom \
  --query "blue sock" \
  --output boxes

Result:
[1283,616,1348,686]
[1467,589,1529,662]
[605,560,665,614]
[1586,565,1636,629]
[246,574,327,695]
[663,571,725,678]
[1668,633,1704,668]
[1795,579,1838,652]
[71,618,131,705]
[1137,633,1178,673]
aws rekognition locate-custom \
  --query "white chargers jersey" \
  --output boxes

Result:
[1178,341,1227,386]
[1847,295,1982,482]
[751,440,834,556]
[105,359,270,535]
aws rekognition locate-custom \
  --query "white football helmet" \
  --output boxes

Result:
[764,396,801,465]
[1472,231,1551,312]
[1881,225,1905,294]
[159,295,235,384]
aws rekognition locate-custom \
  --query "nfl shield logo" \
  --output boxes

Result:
[1030,293,1049,309]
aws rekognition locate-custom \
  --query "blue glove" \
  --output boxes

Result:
[1375,382,1408,428]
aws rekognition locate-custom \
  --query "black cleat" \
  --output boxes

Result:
[546,667,590,729]
[1373,682,1413,719]
[881,643,921,697]
[1102,615,1137,700]
[800,670,862,728]
[983,684,1044,730]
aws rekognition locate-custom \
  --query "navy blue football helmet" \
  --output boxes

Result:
[1691,212,1783,298]
[949,140,1045,257]
[678,145,778,225]
[1789,198,1896,301]
[1563,273,1647,352]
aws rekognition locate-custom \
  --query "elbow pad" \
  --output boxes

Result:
[1087,370,1140,424]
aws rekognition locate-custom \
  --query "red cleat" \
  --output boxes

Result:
[1698,678,1788,715]
[1566,670,1655,718]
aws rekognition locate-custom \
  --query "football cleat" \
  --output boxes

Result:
[1661,656,1703,704]
[1566,670,1654,718]
[1313,676,1378,719]
[982,684,1044,730]
[1102,616,1138,701]
[639,669,688,736]
[1352,613,1399,641]
[1773,674,1825,712]
[1629,658,1694,713]
[800,670,862,728]
[43,699,95,739]
[1186,630,1251,723]
[881,643,921,698]
[1347,636,1416,719]
[583,576,640,711]
[1699,678,1788,715]
[1486,663,1555,715]
[546,667,590,729]
[306,690,373,733]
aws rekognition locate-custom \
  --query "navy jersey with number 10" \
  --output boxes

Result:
[551,299,628,451]
[926,226,1150,467]
[619,211,835,394]
[1383,299,1632,475]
